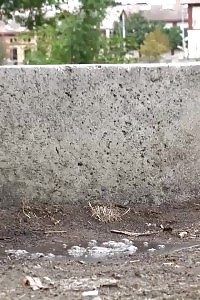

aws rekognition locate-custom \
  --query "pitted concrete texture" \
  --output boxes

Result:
[0,63,200,206]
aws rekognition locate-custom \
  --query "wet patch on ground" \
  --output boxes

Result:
[1,238,200,264]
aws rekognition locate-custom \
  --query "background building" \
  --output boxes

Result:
[0,20,36,65]
[181,0,200,58]
[101,2,188,39]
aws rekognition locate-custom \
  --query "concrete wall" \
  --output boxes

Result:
[0,63,200,207]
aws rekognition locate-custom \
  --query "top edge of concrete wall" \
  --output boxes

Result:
[1,61,200,69]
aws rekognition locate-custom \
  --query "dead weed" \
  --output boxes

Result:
[19,201,62,226]
[88,202,130,223]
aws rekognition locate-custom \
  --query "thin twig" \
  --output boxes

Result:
[130,259,140,263]
[18,294,26,299]
[121,208,131,216]
[45,230,68,234]
[22,201,31,219]
[22,207,31,219]
[111,229,160,237]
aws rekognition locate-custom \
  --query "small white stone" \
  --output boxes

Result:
[127,245,138,254]
[147,248,156,252]
[5,249,28,256]
[102,241,117,248]
[68,246,86,257]
[179,231,188,238]
[82,290,98,297]
[43,276,51,282]
[46,253,55,258]
[121,238,132,245]
[158,244,165,249]
[88,240,97,247]
[31,252,45,259]
[33,264,42,269]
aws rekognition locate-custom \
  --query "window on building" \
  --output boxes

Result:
[10,48,18,63]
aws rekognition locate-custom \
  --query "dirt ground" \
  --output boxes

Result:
[0,200,200,299]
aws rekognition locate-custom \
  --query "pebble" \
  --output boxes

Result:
[82,290,98,297]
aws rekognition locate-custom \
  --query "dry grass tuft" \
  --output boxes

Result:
[88,202,130,223]
[19,200,62,226]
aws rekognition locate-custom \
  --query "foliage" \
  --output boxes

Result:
[164,26,182,51]
[0,0,116,29]
[126,13,149,50]
[0,1,182,64]
[114,12,164,51]
[25,0,115,64]
[98,35,130,63]
[0,0,62,28]
[26,19,130,64]
[24,24,57,64]
[0,37,6,64]
[140,29,170,62]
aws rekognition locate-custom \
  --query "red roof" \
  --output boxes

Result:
[125,4,188,23]
[141,5,188,22]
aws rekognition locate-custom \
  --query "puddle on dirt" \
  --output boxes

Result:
[1,238,200,263]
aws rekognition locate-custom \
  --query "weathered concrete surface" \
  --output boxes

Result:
[0,63,200,206]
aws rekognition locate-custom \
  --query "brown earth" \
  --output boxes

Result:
[0,199,200,299]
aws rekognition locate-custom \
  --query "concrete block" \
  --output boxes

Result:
[0,63,200,206]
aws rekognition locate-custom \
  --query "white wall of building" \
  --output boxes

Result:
[177,21,188,31]
[188,29,200,58]
[192,6,200,29]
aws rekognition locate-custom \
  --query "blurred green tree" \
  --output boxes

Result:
[164,26,182,55]
[114,12,164,51]
[25,0,126,64]
[140,29,170,62]
[0,37,6,64]
[0,0,61,28]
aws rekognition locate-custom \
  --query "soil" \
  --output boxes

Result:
[0,199,200,299]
